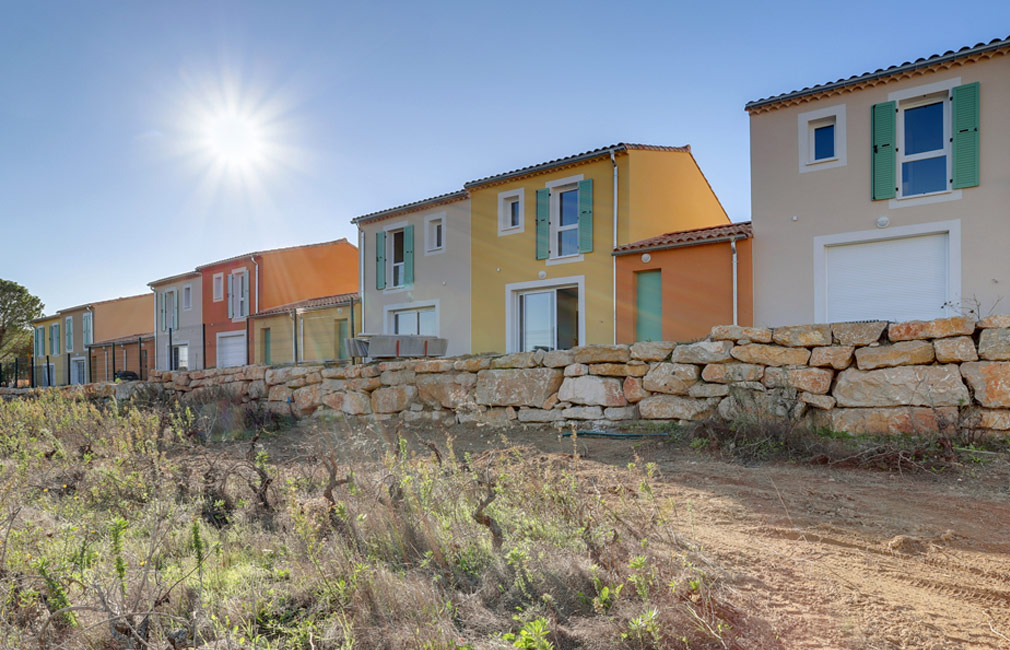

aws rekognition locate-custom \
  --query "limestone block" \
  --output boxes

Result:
[629,341,677,361]
[542,350,575,368]
[564,364,588,377]
[371,385,418,413]
[978,328,1010,361]
[854,341,935,370]
[558,376,627,407]
[474,369,564,407]
[491,350,544,369]
[589,362,649,377]
[670,340,733,364]
[561,405,605,420]
[688,383,730,398]
[639,395,718,420]
[730,344,810,367]
[888,316,975,341]
[826,407,958,435]
[642,363,699,395]
[623,377,647,403]
[933,336,978,363]
[710,325,772,343]
[831,321,887,346]
[701,362,764,384]
[763,367,833,394]
[960,362,1010,408]
[772,324,832,347]
[833,365,968,407]
[572,345,631,364]
[454,357,492,372]
[809,346,854,370]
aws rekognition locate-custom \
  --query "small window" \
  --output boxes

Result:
[183,284,192,310]
[812,122,835,160]
[425,214,445,254]
[391,230,406,288]
[212,273,224,302]
[798,104,846,172]
[497,188,525,235]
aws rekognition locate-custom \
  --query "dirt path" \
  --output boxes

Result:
[261,420,1010,648]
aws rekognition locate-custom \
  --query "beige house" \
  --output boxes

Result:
[354,191,472,356]
[748,37,1005,326]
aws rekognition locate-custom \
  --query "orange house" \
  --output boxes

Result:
[197,239,359,368]
[615,222,753,343]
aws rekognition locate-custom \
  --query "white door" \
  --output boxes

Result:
[824,233,949,322]
[217,332,246,368]
[70,358,86,385]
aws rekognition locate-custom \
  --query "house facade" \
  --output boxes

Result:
[250,293,362,365]
[467,144,730,353]
[354,192,472,357]
[749,37,1007,326]
[31,314,61,386]
[614,222,753,343]
[150,271,203,371]
[197,239,359,368]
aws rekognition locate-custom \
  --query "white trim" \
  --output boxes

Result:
[182,283,193,311]
[896,91,951,198]
[423,212,446,256]
[797,104,846,173]
[382,219,409,232]
[69,356,86,385]
[545,173,584,189]
[888,189,962,209]
[887,76,960,102]
[504,275,586,354]
[215,330,247,368]
[382,299,440,336]
[212,273,224,302]
[545,254,584,266]
[812,219,961,323]
[549,181,581,259]
[497,188,525,236]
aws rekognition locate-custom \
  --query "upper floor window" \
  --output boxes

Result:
[183,284,192,310]
[497,188,525,235]
[812,121,835,160]
[375,225,414,290]
[161,289,179,330]
[212,273,224,302]
[34,326,45,357]
[391,229,406,287]
[228,270,249,318]
[424,214,445,255]
[798,104,846,172]
[535,176,593,261]
[65,316,73,352]
[50,323,60,356]
[82,312,92,346]
[898,96,948,197]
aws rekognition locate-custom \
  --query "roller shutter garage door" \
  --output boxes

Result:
[824,233,949,323]
[217,332,247,368]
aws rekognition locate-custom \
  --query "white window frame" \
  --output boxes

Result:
[65,316,74,353]
[182,283,192,311]
[504,275,586,354]
[497,188,525,236]
[212,273,224,302]
[390,229,406,288]
[69,356,86,385]
[797,104,846,172]
[228,269,249,321]
[171,342,190,371]
[545,174,584,262]
[895,92,951,199]
[424,212,446,255]
[164,289,177,330]
[383,299,440,337]
[82,312,93,346]
[812,219,961,323]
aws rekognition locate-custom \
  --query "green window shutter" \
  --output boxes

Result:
[53,323,59,355]
[159,292,166,331]
[952,82,980,189]
[227,275,234,318]
[403,224,415,285]
[871,101,897,200]
[375,231,386,290]
[577,178,594,253]
[535,188,550,260]
[174,291,180,327]
[263,328,271,365]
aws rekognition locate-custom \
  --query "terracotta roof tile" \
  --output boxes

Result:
[351,190,468,225]
[195,238,351,271]
[251,292,359,317]
[613,222,751,255]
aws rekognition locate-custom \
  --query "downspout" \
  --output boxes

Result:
[357,225,365,332]
[249,256,260,314]
[610,151,618,345]
[730,237,739,326]
[150,288,157,371]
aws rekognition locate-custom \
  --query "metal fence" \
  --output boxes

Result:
[0,357,32,388]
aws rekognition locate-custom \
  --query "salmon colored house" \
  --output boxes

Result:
[197,239,359,368]
[614,222,753,343]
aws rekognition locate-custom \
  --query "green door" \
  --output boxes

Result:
[263,328,272,365]
[635,270,662,342]
[337,319,349,360]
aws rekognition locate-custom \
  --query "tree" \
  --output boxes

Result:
[0,279,44,363]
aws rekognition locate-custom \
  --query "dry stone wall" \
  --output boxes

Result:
[10,315,1010,436]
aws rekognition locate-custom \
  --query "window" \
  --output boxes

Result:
[227,270,249,318]
[35,326,45,357]
[554,187,580,257]
[425,214,445,254]
[518,286,579,352]
[50,323,60,356]
[898,95,949,197]
[212,273,224,302]
[497,188,525,235]
[391,229,406,288]
[183,284,192,310]
[82,312,92,346]
[392,308,436,336]
[65,317,73,352]
[798,104,846,172]
[171,344,189,371]
[262,328,272,365]
[161,289,179,330]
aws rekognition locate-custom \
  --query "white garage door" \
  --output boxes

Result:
[825,233,949,323]
[217,332,247,368]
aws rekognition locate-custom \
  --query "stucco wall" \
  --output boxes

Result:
[750,55,1010,327]
[93,294,154,343]
[152,274,204,371]
[252,302,362,365]
[359,198,472,357]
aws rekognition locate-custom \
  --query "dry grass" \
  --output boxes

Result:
[0,392,771,649]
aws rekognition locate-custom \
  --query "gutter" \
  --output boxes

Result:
[358,226,366,333]
[249,255,260,315]
[610,151,618,345]
[730,237,739,326]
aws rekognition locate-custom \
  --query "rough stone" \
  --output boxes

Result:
[564,364,588,377]
[960,362,1010,408]
[833,366,968,407]
[701,363,764,384]
[491,350,544,369]
[380,369,416,386]
[933,336,978,363]
[969,409,1010,430]
[638,395,718,420]
[455,372,477,388]
[670,340,733,364]
[346,377,382,391]
[454,357,491,372]
[623,377,647,403]
[561,405,605,420]
[710,325,772,343]
[763,367,833,394]
[604,406,639,420]
[717,387,799,421]
[888,316,976,341]
[809,346,854,370]
[247,380,267,400]
[292,384,323,416]
[800,392,835,410]
[474,369,564,407]
[243,366,267,381]
[629,341,677,361]
[572,345,631,364]
[414,359,454,373]
[542,350,575,368]
[542,392,560,410]
[825,407,958,435]
[358,365,380,378]
[688,383,730,398]
[267,385,293,402]
[978,314,1010,329]
[416,375,471,409]
[831,321,887,346]
[772,324,832,347]
[978,329,1010,361]
[854,341,935,370]
[321,366,348,379]
[517,408,564,423]
[558,376,627,407]
[265,366,310,386]
[589,362,648,377]
[730,344,810,367]
[371,385,418,413]
[340,392,372,415]
[377,361,406,372]
[642,363,700,395]
[288,370,322,388]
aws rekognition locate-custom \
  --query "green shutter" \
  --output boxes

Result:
[952,82,980,189]
[263,328,271,365]
[535,188,549,260]
[337,319,349,360]
[577,178,594,253]
[403,225,415,285]
[871,101,897,200]
[52,323,59,355]
[174,291,180,328]
[375,231,386,290]
[159,292,166,331]
[635,270,663,342]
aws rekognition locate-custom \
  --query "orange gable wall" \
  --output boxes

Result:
[616,237,753,343]
[92,294,154,342]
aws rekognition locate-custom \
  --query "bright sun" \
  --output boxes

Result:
[202,112,265,168]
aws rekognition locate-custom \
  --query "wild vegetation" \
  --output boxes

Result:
[0,392,767,649]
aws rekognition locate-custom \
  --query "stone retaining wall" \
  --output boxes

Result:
[8,315,1010,435]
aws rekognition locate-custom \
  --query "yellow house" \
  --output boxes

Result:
[31,314,63,386]
[250,292,362,365]
[466,143,729,353]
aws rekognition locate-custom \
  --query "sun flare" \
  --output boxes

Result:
[202,112,265,168]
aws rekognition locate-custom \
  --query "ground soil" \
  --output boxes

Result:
[240,417,1010,649]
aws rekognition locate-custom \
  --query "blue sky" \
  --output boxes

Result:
[2,1,1007,313]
